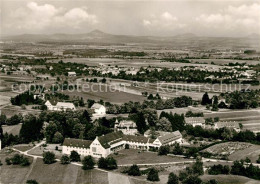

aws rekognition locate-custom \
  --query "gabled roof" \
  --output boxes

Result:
[216,121,240,129]
[98,131,124,149]
[91,103,105,109]
[56,102,75,109]
[45,99,58,106]
[185,117,205,124]
[118,120,137,128]
[63,138,92,149]
[157,130,182,145]
[123,135,148,143]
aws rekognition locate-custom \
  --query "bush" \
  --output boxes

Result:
[61,155,70,164]
[11,154,23,165]
[43,151,56,164]
[167,172,178,184]
[98,157,107,169]
[208,164,230,175]
[125,144,129,149]
[82,156,95,170]
[26,180,39,184]
[147,168,160,181]
[5,157,12,165]
[70,150,81,162]
[20,157,30,166]
[128,164,141,176]
[158,145,170,155]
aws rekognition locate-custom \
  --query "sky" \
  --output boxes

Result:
[0,0,260,37]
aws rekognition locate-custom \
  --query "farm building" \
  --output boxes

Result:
[114,119,138,135]
[68,71,76,77]
[91,103,106,115]
[45,100,76,111]
[185,117,205,127]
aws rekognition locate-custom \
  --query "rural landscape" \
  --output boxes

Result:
[1,0,260,184]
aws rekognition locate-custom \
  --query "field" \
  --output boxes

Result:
[204,109,260,132]
[190,59,260,65]
[2,124,22,136]
[62,83,146,104]
[202,142,260,163]
[113,149,193,165]
[200,174,260,184]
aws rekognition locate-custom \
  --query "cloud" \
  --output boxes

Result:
[4,2,98,32]
[143,12,185,29]
[195,3,260,34]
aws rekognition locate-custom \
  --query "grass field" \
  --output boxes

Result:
[113,149,193,165]
[202,142,260,163]
[200,174,259,184]
[2,124,22,136]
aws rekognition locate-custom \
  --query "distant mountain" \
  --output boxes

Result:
[1,30,259,50]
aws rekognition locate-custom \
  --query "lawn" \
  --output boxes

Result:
[200,174,259,184]
[2,124,22,136]
[27,158,109,184]
[113,149,193,165]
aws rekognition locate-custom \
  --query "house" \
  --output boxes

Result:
[214,121,240,132]
[62,131,183,158]
[91,103,106,115]
[68,72,76,77]
[185,117,205,127]
[151,131,183,148]
[45,100,76,111]
[114,119,138,135]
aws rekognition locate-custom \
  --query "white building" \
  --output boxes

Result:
[214,121,240,132]
[62,131,183,158]
[91,103,106,115]
[68,71,76,77]
[114,119,138,135]
[45,100,76,111]
[185,117,205,127]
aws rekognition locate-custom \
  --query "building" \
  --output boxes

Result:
[45,100,76,111]
[185,117,205,127]
[114,119,138,135]
[68,71,76,77]
[62,131,183,158]
[214,121,240,132]
[91,103,106,115]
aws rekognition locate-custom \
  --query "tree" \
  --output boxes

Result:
[147,168,160,181]
[257,155,260,164]
[20,157,30,166]
[70,150,81,162]
[106,157,117,170]
[192,157,204,175]
[52,132,63,143]
[11,154,23,165]
[172,143,184,155]
[167,172,178,184]
[182,175,202,184]
[158,145,170,155]
[201,92,211,105]
[43,151,56,164]
[26,180,39,184]
[82,156,95,170]
[61,155,70,164]
[158,117,172,131]
[128,164,141,176]
[98,157,107,169]
[5,157,11,165]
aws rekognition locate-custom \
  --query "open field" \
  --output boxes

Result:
[200,174,260,184]
[202,142,260,163]
[48,58,224,69]
[190,58,260,65]
[62,83,146,104]
[204,109,260,132]
[113,149,193,165]
[2,124,22,136]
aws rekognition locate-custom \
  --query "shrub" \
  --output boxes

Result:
[128,164,141,176]
[158,145,170,155]
[60,155,70,164]
[5,157,12,165]
[26,180,39,184]
[82,156,95,170]
[43,151,56,164]
[147,168,160,181]
[70,150,81,162]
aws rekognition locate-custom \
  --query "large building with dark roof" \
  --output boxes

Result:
[62,131,183,158]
